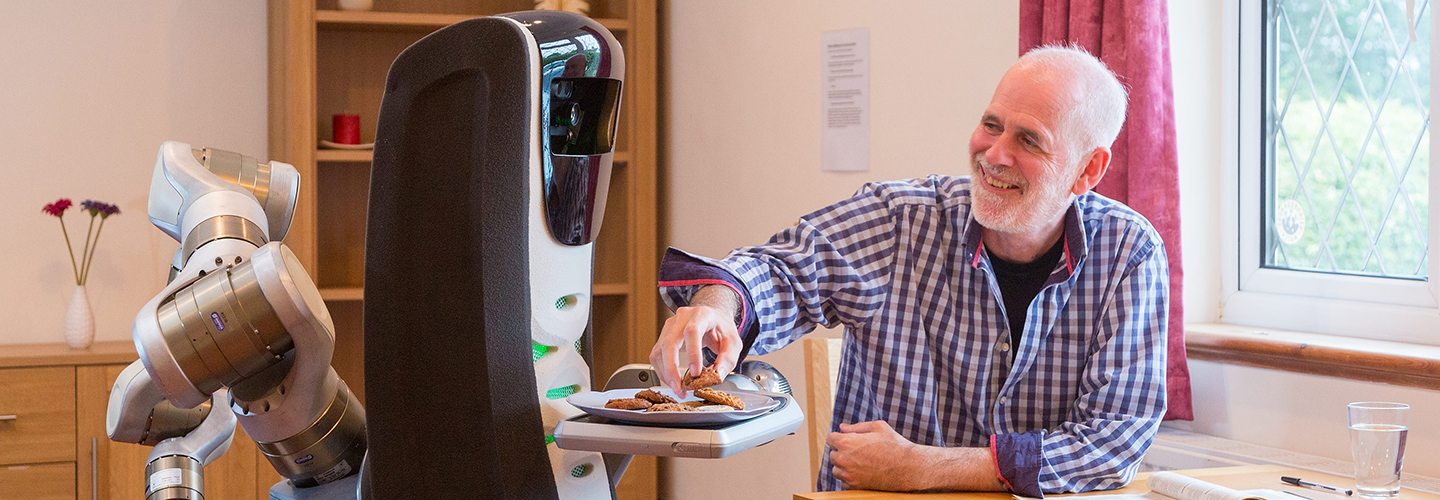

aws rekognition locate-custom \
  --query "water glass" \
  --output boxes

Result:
[1348,402,1410,498]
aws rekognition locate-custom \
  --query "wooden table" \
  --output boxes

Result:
[795,465,1440,500]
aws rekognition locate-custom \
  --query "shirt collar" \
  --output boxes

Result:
[963,196,1090,277]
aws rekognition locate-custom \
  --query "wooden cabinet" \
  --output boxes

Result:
[0,462,75,500]
[0,341,267,500]
[0,366,76,466]
[268,1,659,498]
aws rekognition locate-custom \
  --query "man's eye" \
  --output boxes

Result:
[984,122,1001,133]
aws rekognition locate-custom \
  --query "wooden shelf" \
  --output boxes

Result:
[0,341,138,368]
[316,10,630,33]
[317,149,375,162]
[593,283,630,296]
[320,287,365,301]
[316,149,629,164]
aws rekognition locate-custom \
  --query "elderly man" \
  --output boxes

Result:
[651,46,1167,496]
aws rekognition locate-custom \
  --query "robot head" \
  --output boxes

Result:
[527,10,625,246]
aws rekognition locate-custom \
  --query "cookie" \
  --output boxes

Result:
[645,403,694,412]
[635,389,678,405]
[694,405,732,412]
[680,400,709,409]
[693,388,745,410]
[682,365,723,390]
[604,398,652,410]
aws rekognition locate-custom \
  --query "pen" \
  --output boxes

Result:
[1282,476,1354,496]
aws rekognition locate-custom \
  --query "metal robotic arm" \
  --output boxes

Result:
[107,141,366,499]
[107,361,235,498]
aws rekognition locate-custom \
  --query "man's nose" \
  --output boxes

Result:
[984,136,1016,167]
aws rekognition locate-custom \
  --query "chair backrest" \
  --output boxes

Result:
[802,336,844,488]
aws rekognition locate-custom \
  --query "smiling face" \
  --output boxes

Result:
[968,67,1086,236]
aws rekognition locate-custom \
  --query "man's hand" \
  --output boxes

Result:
[649,285,742,397]
[827,421,1007,492]
[827,421,933,491]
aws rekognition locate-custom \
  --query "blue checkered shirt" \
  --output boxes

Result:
[658,175,1168,496]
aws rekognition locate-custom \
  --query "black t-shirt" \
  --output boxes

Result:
[986,237,1065,359]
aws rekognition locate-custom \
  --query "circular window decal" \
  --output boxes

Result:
[1276,199,1305,245]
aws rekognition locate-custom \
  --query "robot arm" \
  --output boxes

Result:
[107,360,236,499]
[148,141,298,245]
[109,141,365,499]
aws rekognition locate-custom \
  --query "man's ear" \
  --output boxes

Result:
[1071,147,1111,195]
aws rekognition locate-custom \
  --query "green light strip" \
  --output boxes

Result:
[532,343,558,363]
[545,384,580,399]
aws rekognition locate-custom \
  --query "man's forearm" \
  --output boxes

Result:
[914,445,1007,492]
[690,284,741,321]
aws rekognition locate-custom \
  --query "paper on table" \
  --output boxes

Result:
[1014,472,1291,500]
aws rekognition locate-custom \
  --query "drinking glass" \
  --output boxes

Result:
[1348,402,1410,498]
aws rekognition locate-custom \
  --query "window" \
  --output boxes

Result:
[1231,0,1440,343]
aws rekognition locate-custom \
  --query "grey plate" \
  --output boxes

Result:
[567,387,780,426]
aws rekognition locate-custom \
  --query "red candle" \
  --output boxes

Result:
[333,114,361,144]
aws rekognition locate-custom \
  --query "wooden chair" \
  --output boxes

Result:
[802,337,844,489]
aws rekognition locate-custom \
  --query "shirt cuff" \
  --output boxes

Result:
[656,247,760,362]
[991,430,1046,498]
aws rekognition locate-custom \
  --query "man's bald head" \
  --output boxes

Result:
[1009,45,1128,160]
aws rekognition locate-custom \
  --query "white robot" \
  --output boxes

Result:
[107,141,366,499]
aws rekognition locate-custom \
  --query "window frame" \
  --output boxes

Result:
[1224,0,1440,345]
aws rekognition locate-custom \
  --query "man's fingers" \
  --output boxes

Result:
[838,420,885,434]
[708,320,741,376]
[682,321,707,375]
[658,341,685,394]
[653,315,690,395]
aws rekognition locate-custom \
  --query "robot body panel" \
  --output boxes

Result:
[367,13,626,500]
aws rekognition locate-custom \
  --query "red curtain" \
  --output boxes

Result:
[1020,0,1192,421]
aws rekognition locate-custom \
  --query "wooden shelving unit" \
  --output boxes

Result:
[267,1,659,499]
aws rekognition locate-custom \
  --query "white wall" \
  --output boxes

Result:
[0,1,268,346]
[665,0,1440,496]
[662,1,1018,498]
[1165,0,1440,479]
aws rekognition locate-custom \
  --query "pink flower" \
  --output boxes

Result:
[41,198,73,217]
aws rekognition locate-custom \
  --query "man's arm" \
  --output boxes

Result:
[652,181,908,390]
[1000,240,1170,495]
[826,421,1005,492]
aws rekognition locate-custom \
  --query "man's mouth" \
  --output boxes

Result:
[984,175,1018,190]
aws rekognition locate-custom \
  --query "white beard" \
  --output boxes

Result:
[970,154,1075,235]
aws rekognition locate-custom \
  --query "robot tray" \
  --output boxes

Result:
[552,391,804,459]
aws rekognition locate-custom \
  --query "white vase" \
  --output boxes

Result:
[63,286,95,349]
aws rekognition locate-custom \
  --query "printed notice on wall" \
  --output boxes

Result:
[822,28,870,172]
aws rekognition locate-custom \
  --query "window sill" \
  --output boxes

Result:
[1185,323,1440,390]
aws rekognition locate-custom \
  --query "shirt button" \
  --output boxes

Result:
[998,342,1010,352]
[998,396,1008,405]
